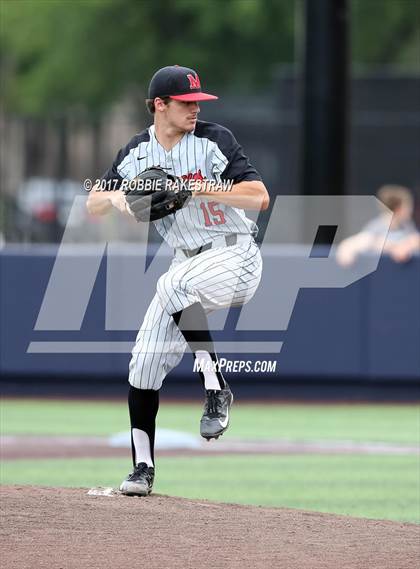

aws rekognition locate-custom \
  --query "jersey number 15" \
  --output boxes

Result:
[199,201,226,226]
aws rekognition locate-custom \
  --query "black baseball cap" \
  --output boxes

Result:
[148,65,218,102]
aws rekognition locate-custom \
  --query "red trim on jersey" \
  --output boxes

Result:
[182,169,204,181]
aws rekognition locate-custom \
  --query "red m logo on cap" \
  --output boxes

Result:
[187,74,201,90]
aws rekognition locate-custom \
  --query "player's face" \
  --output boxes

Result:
[165,100,200,132]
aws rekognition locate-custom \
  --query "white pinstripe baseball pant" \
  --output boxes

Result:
[128,236,262,390]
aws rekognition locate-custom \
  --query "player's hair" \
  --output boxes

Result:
[145,97,171,115]
[377,185,414,212]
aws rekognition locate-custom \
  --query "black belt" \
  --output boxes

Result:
[181,234,238,258]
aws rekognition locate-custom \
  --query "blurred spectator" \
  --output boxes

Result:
[336,185,420,266]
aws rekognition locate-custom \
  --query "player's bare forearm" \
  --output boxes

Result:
[192,180,270,211]
[86,186,128,215]
[86,184,112,215]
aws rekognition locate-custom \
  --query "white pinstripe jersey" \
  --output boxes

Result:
[103,121,262,249]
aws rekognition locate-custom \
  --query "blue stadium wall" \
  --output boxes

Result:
[1,246,419,396]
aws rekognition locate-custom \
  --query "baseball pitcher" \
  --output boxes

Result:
[86,65,269,495]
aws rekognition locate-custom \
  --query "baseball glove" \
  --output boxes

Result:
[124,167,191,222]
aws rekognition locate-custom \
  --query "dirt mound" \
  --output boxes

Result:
[1,486,418,569]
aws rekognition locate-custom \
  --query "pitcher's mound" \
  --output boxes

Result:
[1,486,418,569]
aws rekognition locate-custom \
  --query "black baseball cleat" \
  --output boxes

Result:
[200,383,233,440]
[119,462,155,496]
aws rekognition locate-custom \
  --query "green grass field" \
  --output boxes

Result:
[1,399,419,522]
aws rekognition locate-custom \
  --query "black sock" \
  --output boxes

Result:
[173,302,226,389]
[128,385,159,467]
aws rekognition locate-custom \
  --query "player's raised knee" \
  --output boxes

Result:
[156,273,174,304]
